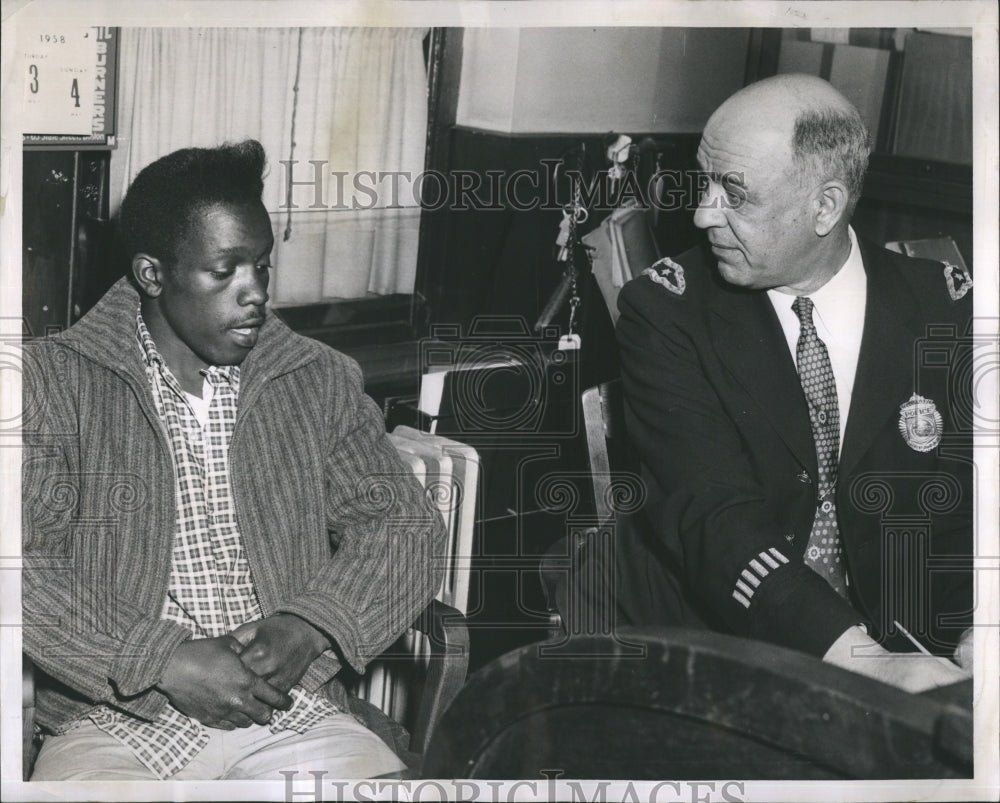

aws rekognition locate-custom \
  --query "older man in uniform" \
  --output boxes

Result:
[602,74,973,692]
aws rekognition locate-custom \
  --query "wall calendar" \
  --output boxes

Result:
[21,26,118,149]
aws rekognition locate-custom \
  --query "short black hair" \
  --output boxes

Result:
[119,139,266,265]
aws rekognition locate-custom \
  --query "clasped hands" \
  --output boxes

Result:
[156,614,331,730]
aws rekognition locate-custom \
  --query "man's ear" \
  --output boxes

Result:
[132,254,165,297]
[813,179,850,237]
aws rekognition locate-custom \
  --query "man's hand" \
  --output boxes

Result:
[156,635,293,730]
[230,614,331,694]
[823,626,970,694]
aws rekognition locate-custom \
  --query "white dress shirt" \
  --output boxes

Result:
[767,227,867,452]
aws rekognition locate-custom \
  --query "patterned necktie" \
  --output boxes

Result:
[792,296,848,597]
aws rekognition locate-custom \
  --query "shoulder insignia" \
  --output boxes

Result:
[643,257,686,296]
[898,393,943,452]
[943,261,972,301]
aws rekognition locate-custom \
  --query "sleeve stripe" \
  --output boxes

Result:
[733,548,793,611]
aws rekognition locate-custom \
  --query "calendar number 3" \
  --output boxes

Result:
[26,65,80,107]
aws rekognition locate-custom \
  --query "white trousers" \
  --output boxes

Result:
[30,714,407,781]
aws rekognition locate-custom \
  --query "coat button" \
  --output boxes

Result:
[797,471,811,483]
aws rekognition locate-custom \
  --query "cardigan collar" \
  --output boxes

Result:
[51,277,318,389]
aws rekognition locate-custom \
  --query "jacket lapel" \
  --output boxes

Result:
[236,314,319,415]
[57,277,318,426]
[708,287,817,474]
[51,278,175,463]
[839,243,919,479]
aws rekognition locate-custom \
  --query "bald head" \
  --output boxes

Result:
[714,73,858,123]
[693,74,869,293]
[709,74,871,205]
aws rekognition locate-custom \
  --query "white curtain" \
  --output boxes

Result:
[114,27,428,302]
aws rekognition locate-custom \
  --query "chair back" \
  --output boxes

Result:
[389,427,478,616]
[539,379,638,639]
[583,206,660,325]
[581,378,634,522]
[348,429,477,753]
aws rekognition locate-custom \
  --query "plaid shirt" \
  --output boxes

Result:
[81,309,338,779]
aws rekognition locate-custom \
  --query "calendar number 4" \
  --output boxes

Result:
[26,65,81,108]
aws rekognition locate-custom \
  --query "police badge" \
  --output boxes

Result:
[643,256,686,296]
[898,393,943,452]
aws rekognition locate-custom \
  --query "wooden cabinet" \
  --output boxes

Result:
[22,150,115,337]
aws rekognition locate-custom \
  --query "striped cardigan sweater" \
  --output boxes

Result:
[22,277,446,731]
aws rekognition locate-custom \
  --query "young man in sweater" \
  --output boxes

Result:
[22,140,446,780]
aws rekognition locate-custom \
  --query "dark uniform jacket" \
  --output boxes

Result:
[608,238,973,658]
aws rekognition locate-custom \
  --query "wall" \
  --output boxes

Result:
[457,27,749,134]
[432,27,750,332]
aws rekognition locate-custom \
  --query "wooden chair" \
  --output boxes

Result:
[421,628,973,780]
[347,429,477,757]
[21,431,476,778]
[539,378,638,639]
[579,379,635,523]
[583,206,660,326]
[388,427,478,618]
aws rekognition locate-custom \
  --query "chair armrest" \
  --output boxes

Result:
[409,599,469,755]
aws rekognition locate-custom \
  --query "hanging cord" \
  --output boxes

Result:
[283,27,305,242]
[565,176,583,335]
[534,143,589,334]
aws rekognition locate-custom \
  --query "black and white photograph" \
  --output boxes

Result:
[2,1,997,801]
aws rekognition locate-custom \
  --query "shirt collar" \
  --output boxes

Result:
[135,306,240,387]
[766,226,866,327]
[135,306,164,370]
[805,226,866,332]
